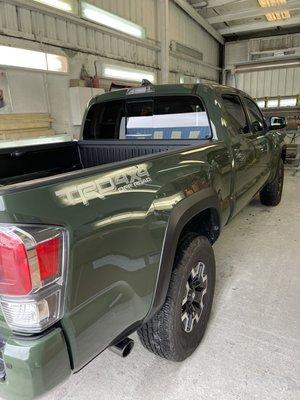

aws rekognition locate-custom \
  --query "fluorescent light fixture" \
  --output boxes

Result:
[258,0,290,22]
[81,2,145,39]
[180,76,185,84]
[258,0,287,7]
[280,97,297,107]
[265,10,290,21]
[33,0,74,13]
[0,45,68,73]
[103,65,155,83]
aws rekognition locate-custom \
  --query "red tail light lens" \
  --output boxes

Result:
[0,231,32,296]
[36,237,60,282]
[0,225,67,333]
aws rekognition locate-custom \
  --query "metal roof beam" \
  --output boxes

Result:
[207,0,300,23]
[219,16,300,35]
[173,0,224,44]
[193,0,246,8]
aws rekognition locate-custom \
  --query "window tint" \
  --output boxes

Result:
[125,96,211,140]
[244,97,266,133]
[126,100,153,117]
[155,96,205,115]
[222,94,249,134]
[83,100,124,139]
[83,96,211,140]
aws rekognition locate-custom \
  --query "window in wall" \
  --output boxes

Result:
[222,94,249,134]
[267,98,279,108]
[81,2,145,39]
[256,99,265,109]
[244,97,266,133]
[0,46,68,73]
[33,0,77,13]
[279,97,297,107]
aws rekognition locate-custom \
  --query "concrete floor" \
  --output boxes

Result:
[46,173,300,400]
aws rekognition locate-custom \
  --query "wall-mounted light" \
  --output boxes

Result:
[0,45,68,73]
[102,65,155,83]
[81,2,145,39]
[33,0,75,13]
[179,76,185,84]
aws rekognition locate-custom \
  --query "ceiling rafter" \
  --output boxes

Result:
[218,15,300,35]
[192,0,247,8]
[173,0,224,43]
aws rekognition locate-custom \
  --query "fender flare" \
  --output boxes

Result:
[143,187,221,323]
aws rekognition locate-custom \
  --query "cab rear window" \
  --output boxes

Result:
[83,96,211,140]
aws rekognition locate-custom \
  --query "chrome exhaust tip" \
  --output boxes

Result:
[110,337,134,358]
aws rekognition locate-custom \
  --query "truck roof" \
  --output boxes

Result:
[91,83,246,104]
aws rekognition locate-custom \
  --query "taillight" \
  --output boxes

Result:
[0,231,32,296]
[0,225,67,334]
[36,237,60,282]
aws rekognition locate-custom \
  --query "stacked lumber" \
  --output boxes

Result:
[0,113,55,140]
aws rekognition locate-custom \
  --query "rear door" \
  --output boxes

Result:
[241,96,271,187]
[221,94,260,214]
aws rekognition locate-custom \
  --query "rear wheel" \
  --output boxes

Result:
[137,235,215,361]
[260,159,284,206]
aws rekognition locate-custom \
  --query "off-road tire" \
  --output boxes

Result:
[137,235,215,361]
[260,159,284,206]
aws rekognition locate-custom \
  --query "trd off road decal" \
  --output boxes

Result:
[55,164,152,206]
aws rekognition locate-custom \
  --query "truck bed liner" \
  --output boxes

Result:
[0,139,193,186]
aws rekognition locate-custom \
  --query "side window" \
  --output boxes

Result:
[243,97,266,133]
[125,96,211,140]
[222,94,249,134]
[83,100,124,139]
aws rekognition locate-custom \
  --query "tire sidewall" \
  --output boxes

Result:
[170,236,215,360]
[277,160,284,199]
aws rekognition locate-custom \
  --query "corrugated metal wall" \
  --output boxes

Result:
[224,33,300,98]
[169,1,220,82]
[226,68,300,98]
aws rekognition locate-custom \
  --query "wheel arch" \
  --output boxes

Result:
[144,187,221,323]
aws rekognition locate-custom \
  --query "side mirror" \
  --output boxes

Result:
[268,116,287,131]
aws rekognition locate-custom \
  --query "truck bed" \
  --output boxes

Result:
[0,139,194,186]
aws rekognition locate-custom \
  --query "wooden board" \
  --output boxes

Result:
[1,129,55,140]
[0,113,53,132]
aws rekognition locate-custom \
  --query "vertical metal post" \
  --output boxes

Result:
[159,0,169,84]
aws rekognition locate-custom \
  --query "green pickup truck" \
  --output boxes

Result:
[0,83,286,399]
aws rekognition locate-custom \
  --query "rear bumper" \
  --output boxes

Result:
[0,327,71,400]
